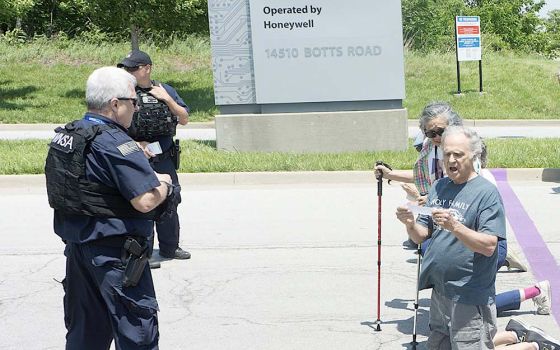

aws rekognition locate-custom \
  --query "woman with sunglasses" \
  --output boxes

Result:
[375,102,550,318]
[376,102,461,205]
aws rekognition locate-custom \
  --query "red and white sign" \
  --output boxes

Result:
[457,26,479,35]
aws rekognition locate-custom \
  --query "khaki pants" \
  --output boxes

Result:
[427,289,497,350]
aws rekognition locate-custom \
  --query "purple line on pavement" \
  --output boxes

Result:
[490,168,560,324]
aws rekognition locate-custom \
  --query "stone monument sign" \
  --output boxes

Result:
[208,0,407,152]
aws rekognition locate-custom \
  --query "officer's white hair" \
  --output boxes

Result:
[86,66,137,110]
[441,125,483,161]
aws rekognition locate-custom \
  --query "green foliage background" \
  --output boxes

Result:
[0,0,209,42]
[2,0,560,56]
[401,0,560,56]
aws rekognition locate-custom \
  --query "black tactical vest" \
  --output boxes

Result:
[127,82,178,141]
[45,121,159,219]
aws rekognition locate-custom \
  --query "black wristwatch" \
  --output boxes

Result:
[161,181,173,197]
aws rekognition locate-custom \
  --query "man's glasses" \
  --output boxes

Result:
[124,65,144,72]
[117,97,138,107]
[424,127,445,139]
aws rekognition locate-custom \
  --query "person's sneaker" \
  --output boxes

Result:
[505,318,532,341]
[160,247,191,260]
[526,326,560,350]
[505,250,528,271]
[533,280,552,315]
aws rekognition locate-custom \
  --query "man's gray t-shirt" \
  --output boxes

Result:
[417,175,506,305]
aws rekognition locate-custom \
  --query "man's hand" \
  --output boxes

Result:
[149,84,172,103]
[136,141,155,159]
[432,208,498,256]
[149,83,189,125]
[401,183,420,201]
[417,195,427,206]
[432,209,460,232]
[130,172,172,213]
[375,164,392,180]
[396,206,415,227]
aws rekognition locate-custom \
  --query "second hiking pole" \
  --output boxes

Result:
[411,244,422,348]
[374,161,387,331]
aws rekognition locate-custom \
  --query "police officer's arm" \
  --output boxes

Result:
[150,84,189,125]
[396,206,430,244]
[130,172,172,213]
[432,208,498,257]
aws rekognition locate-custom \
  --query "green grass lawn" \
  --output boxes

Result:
[0,38,217,123]
[1,38,559,123]
[404,51,560,119]
[2,138,558,175]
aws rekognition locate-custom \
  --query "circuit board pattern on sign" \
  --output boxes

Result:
[208,0,256,105]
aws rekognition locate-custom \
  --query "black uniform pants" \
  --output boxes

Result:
[150,156,181,255]
[63,242,159,350]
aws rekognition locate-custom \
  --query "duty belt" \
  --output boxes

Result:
[90,235,147,249]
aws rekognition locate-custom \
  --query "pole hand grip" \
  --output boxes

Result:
[374,161,393,195]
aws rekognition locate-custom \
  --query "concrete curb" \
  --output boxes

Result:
[3,169,559,188]
[2,120,560,131]
[408,119,560,127]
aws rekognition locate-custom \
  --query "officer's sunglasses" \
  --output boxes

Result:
[124,65,145,72]
[117,97,138,107]
[424,127,445,139]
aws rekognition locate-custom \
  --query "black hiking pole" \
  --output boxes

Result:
[411,244,422,348]
[373,161,391,331]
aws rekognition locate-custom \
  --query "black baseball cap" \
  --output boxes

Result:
[117,50,152,68]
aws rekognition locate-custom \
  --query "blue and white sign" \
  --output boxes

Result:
[456,16,481,61]
[458,37,480,48]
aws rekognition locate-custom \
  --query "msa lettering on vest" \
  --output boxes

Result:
[51,132,74,152]
[45,122,160,220]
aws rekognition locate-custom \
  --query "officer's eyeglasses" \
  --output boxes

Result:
[424,127,445,139]
[117,97,138,107]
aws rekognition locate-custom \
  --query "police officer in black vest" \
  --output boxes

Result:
[117,49,191,260]
[45,66,176,349]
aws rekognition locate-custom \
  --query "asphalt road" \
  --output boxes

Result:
[1,171,558,349]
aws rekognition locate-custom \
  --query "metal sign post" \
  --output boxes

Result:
[454,26,461,94]
[479,60,483,92]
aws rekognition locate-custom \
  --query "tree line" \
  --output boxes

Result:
[0,0,209,46]
[1,0,560,56]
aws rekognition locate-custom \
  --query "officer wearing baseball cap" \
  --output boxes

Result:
[118,49,191,261]
[117,50,152,68]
